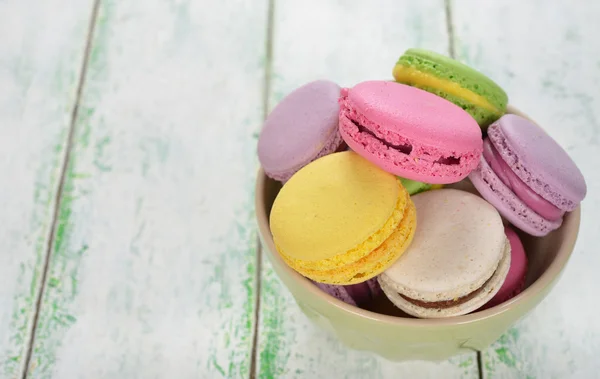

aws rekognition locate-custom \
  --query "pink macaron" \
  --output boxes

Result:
[258,80,346,182]
[480,226,528,309]
[338,81,483,184]
[469,114,587,236]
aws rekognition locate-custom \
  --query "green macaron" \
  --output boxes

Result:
[398,177,443,196]
[393,48,508,129]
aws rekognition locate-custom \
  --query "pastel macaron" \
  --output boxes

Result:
[469,114,587,236]
[398,177,443,196]
[269,151,416,285]
[378,189,511,318]
[481,226,528,310]
[339,81,482,184]
[313,278,382,307]
[258,80,345,182]
[393,48,508,128]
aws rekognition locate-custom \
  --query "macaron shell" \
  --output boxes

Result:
[398,178,444,196]
[469,155,562,236]
[378,239,511,318]
[398,177,434,195]
[273,131,345,183]
[482,226,528,309]
[314,282,357,306]
[314,277,382,307]
[381,189,505,302]
[340,126,467,184]
[257,80,343,181]
[488,114,586,210]
[416,88,501,129]
[339,81,482,184]
[400,49,508,109]
[270,151,400,263]
[270,151,417,285]
[394,48,507,127]
[283,191,416,285]
[344,81,482,151]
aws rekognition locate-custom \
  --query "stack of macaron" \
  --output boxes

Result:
[257,48,587,318]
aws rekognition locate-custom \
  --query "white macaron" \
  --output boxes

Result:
[378,189,511,318]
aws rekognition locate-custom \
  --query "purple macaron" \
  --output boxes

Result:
[313,278,382,307]
[257,80,346,182]
[469,114,586,236]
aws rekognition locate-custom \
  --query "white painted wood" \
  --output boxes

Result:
[452,0,600,377]
[25,0,268,378]
[0,1,95,377]
[257,1,479,377]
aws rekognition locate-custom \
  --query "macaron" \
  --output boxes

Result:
[313,278,382,307]
[257,80,345,182]
[480,226,528,310]
[338,81,482,184]
[393,48,508,129]
[378,189,511,318]
[398,177,443,196]
[469,114,587,236]
[270,151,416,285]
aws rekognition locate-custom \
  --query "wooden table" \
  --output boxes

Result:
[1,0,598,378]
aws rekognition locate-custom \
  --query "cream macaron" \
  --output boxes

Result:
[378,189,511,318]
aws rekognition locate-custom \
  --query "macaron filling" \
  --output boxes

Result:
[392,65,500,114]
[392,49,509,128]
[399,274,494,309]
[482,139,564,221]
[470,156,563,236]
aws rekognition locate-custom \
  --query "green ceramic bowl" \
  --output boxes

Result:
[254,106,581,361]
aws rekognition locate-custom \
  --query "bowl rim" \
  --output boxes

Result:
[254,105,581,327]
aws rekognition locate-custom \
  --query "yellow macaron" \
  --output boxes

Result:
[269,151,416,285]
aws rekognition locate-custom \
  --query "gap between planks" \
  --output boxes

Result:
[444,0,456,59]
[249,0,276,378]
[20,1,102,378]
[445,1,483,378]
[477,351,483,379]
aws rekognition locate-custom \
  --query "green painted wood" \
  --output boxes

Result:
[451,0,600,377]
[0,1,96,377]
[26,0,268,377]
[256,1,479,377]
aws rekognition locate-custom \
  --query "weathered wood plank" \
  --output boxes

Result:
[0,1,95,377]
[451,0,600,377]
[26,0,268,377]
[256,1,479,377]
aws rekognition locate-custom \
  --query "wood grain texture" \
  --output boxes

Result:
[0,1,95,377]
[451,0,600,377]
[26,0,267,377]
[256,1,478,377]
